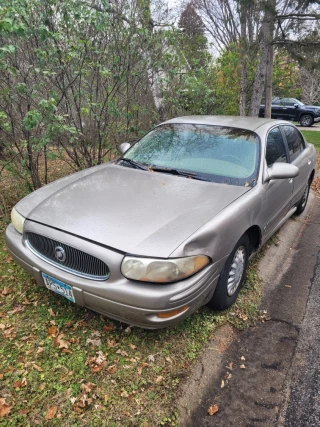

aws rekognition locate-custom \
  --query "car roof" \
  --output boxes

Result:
[161,115,287,132]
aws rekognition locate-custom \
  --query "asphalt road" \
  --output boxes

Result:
[178,191,320,426]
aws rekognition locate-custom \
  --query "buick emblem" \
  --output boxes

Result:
[54,246,66,263]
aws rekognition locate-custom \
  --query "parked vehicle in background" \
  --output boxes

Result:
[6,116,316,328]
[259,97,320,127]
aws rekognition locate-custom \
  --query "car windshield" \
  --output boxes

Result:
[121,124,260,187]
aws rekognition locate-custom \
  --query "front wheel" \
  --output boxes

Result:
[208,234,250,310]
[300,114,314,127]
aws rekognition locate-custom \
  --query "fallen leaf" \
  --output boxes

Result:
[155,376,163,383]
[0,399,11,417]
[116,349,128,357]
[4,255,13,263]
[285,285,292,288]
[7,306,24,315]
[240,356,246,361]
[123,326,132,334]
[54,334,69,349]
[147,354,155,363]
[221,379,225,388]
[33,364,44,372]
[47,325,58,337]
[48,308,56,317]
[106,339,117,348]
[129,344,136,350]
[86,338,101,347]
[0,324,5,330]
[3,328,16,339]
[14,377,27,388]
[208,404,219,416]
[121,391,129,398]
[45,406,57,420]
[1,287,12,296]
[107,365,117,374]
[226,362,233,371]
[102,324,113,332]
[86,351,106,373]
[81,382,96,393]
[240,364,246,369]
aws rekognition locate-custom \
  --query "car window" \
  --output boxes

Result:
[283,98,296,106]
[282,126,305,162]
[123,124,260,187]
[266,127,288,167]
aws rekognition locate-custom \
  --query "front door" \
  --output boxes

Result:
[261,126,294,238]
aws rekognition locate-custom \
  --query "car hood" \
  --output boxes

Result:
[304,105,320,110]
[19,164,250,257]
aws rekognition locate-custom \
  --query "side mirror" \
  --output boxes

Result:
[118,142,131,155]
[265,163,299,182]
[294,103,299,108]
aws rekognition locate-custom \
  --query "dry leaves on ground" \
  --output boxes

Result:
[208,404,219,416]
[0,398,11,418]
[45,406,58,420]
[311,177,320,195]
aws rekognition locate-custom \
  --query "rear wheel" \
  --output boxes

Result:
[300,114,314,127]
[208,234,250,310]
[296,180,311,215]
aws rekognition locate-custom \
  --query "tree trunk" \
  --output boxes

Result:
[249,0,276,116]
[264,44,274,118]
[239,0,247,116]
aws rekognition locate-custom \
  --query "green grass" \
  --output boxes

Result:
[0,229,264,426]
[0,155,267,426]
[301,130,320,150]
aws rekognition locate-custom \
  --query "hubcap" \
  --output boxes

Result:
[301,184,309,209]
[301,115,312,127]
[227,246,246,296]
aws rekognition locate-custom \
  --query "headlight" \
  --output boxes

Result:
[121,255,210,283]
[11,207,25,234]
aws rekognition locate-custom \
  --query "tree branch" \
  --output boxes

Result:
[276,13,320,20]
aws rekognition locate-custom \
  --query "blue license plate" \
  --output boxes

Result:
[42,273,75,303]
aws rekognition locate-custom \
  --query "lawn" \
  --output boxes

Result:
[301,129,320,150]
[0,233,262,426]
[0,160,263,426]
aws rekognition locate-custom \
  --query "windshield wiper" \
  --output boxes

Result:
[150,166,211,182]
[119,158,149,171]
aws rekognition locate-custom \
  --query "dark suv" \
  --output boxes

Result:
[259,97,320,127]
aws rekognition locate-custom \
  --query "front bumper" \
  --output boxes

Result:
[5,221,224,329]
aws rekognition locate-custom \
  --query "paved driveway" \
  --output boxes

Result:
[178,192,320,426]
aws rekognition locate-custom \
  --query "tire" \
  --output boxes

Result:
[296,180,310,215]
[300,114,314,127]
[208,234,250,310]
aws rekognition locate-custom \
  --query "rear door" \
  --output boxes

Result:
[281,125,311,205]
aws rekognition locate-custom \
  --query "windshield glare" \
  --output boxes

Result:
[123,124,260,187]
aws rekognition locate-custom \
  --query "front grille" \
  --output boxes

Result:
[26,232,109,280]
